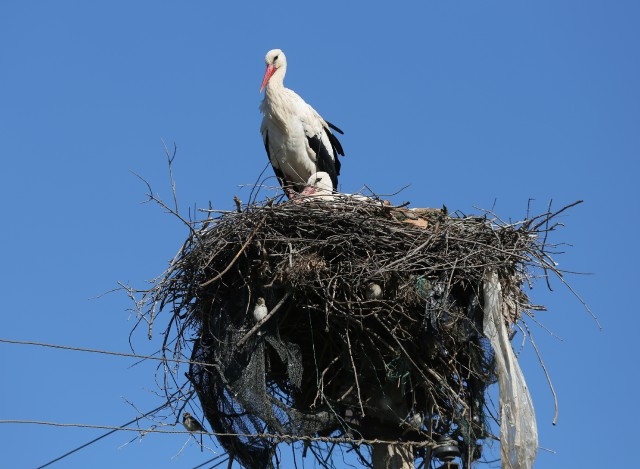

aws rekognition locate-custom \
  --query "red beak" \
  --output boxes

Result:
[260,64,276,92]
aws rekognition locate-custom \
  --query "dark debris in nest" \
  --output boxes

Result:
[136,195,583,469]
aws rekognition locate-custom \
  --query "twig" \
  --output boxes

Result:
[525,323,559,425]
[345,328,365,417]
[161,139,180,215]
[200,215,267,287]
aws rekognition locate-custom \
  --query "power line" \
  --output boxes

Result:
[0,337,211,466]
[33,401,172,469]
[0,337,434,466]
[1,419,188,433]
[0,337,215,465]
[0,337,208,367]
[1,419,430,448]
[191,454,230,469]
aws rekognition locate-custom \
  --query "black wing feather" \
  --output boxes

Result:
[325,127,344,158]
[326,120,344,135]
[307,133,339,190]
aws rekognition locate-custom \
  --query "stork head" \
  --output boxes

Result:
[307,171,333,195]
[260,49,287,92]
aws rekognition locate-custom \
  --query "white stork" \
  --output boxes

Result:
[259,49,344,198]
[302,171,335,200]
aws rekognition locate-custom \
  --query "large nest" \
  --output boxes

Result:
[139,195,576,468]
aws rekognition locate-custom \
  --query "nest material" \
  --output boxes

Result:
[149,195,561,468]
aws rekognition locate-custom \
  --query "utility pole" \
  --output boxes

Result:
[372,443,413,469]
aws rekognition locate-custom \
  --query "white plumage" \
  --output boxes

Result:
[302,171,335,200]
[365,282,383,300]
[259,49,344,197]
[253,297,268,322]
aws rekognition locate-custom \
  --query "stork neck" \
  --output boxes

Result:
[266,67,286,93]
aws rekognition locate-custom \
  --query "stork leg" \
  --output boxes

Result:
[286,187,298,199]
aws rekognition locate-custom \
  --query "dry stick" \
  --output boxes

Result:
[379,238,434,272]
[131,170,198,238]
[549,265,601,329]
[525,323,559,425]
[345,329,366,417]
[200,215,267,287]
[313,355,341,408]
[161,139,180,215]
[385,323,459,405]
[446,236,533,263]
[532,199,584,232]
[236,293,291,347]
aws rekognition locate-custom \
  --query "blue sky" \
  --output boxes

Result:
[1,1,638,467]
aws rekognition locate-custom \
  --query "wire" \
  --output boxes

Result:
[1,419,430,448]
[191,453,229,469]
[0,337,434,466]
[33,401,173,469]
[1,420,187,433]
[0,337,208,367]
[0,337,211,465]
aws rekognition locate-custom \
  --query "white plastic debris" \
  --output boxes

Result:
[483,270,538,469]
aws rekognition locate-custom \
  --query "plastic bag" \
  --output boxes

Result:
[483,270,538,469]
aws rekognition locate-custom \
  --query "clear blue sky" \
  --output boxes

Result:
[1,1,638,467]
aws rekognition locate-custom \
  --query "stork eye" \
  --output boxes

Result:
[273,55,279,61]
